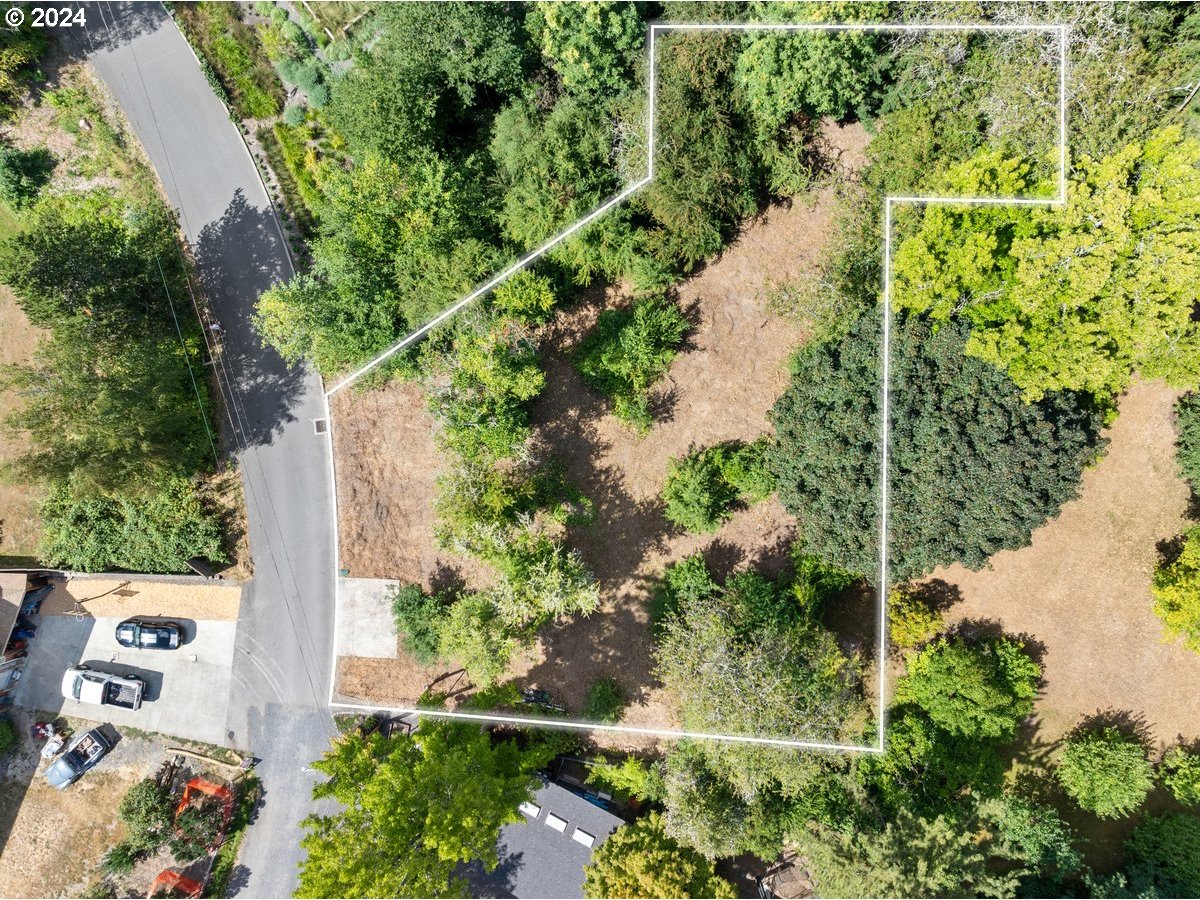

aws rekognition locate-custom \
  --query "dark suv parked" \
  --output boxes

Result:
[114,618,183,650]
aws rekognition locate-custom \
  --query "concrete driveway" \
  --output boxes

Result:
[15,615,236,746]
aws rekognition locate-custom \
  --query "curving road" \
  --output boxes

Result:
[66,3,337,896]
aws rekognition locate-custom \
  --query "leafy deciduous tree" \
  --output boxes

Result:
[1056,725,1153,819]
[583,812,735,899]
[298,721,547,898]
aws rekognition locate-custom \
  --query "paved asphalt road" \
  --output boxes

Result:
[64,4,339,896]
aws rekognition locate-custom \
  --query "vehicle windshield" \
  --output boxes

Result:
[71,676,82,700]
[60,749,84,771]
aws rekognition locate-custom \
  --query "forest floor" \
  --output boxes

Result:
[932,377,1200,750]
[333,124,870,744]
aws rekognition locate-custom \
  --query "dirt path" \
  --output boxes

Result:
[931,378,1200,749]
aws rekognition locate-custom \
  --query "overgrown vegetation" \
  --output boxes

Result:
[216,3,1200,895]
[583,811,734,899]
[173,2,283,119]
[0,72,226,572]
[1153,525,1200,653]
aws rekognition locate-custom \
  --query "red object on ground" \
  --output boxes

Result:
[146,868,203,899]
[174,776,234,823]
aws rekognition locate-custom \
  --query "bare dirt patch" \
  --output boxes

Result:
[39,575,243,620]
[931,378,1200,749]
[332,125,869,738]
[332,381,498,591]
[0,710,164,899]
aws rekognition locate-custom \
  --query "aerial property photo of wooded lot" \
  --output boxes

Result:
[2,0,1200,898]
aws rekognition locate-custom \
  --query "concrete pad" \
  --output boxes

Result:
[336,578,399,660]
[14,615,237,746]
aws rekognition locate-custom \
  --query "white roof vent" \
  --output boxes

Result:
[519,801,541,818]
[545,813,568,833]
[572,828,596,848]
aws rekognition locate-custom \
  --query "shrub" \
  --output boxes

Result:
[117,779,174,851]
[575,295,689,431]
[282,103,306,127]
[588,756,664,802]
[718,438,775,502]
[389,584,445,666]
[1177,393,1200,494]
[662,450,735,533]
[896,637,1041,740]
[436,594,516,688]
[1056,726,1153,818]
[981,795,1083,885]
[0,145,53,209]
[1153,525,1200,652]
[889,587,945,649]
[39,479,225,574]
[170,797,227,861]
[490,270,556,323]
[650,552,718,628]
[788,551,858,617]
[583,677,625,723]
[583,812,735,900]
[486,531,600,628]
[1124,812,1200,897]
[101,840,139,875]
[1161,747,1200,806]
[0,717,15,754]
[175,3,283,119]
[662,440,774,534]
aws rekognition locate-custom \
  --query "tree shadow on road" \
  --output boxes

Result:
[193,189,308,450]
[59,2,169,56]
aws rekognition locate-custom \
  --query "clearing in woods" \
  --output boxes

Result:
[332,124,872,742]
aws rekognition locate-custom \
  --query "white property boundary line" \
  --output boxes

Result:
[323,22,1069,753]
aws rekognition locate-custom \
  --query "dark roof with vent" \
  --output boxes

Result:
[461,780,624,899]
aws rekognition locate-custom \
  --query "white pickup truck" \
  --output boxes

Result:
[61,665,145,711]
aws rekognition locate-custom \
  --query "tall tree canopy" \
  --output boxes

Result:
[892,128,1200,401]
[328,1,528,165]
[583,812,735,899]
[297,720,548,898]
[895,637,1041,740]
[795,810,1020,899]
[768,314,1103,580]
[255,154,499,371]
[532,1,645,98]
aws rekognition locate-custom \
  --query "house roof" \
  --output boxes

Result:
[462,780,624,899]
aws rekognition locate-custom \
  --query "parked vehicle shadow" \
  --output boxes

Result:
[193,189,308,450]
